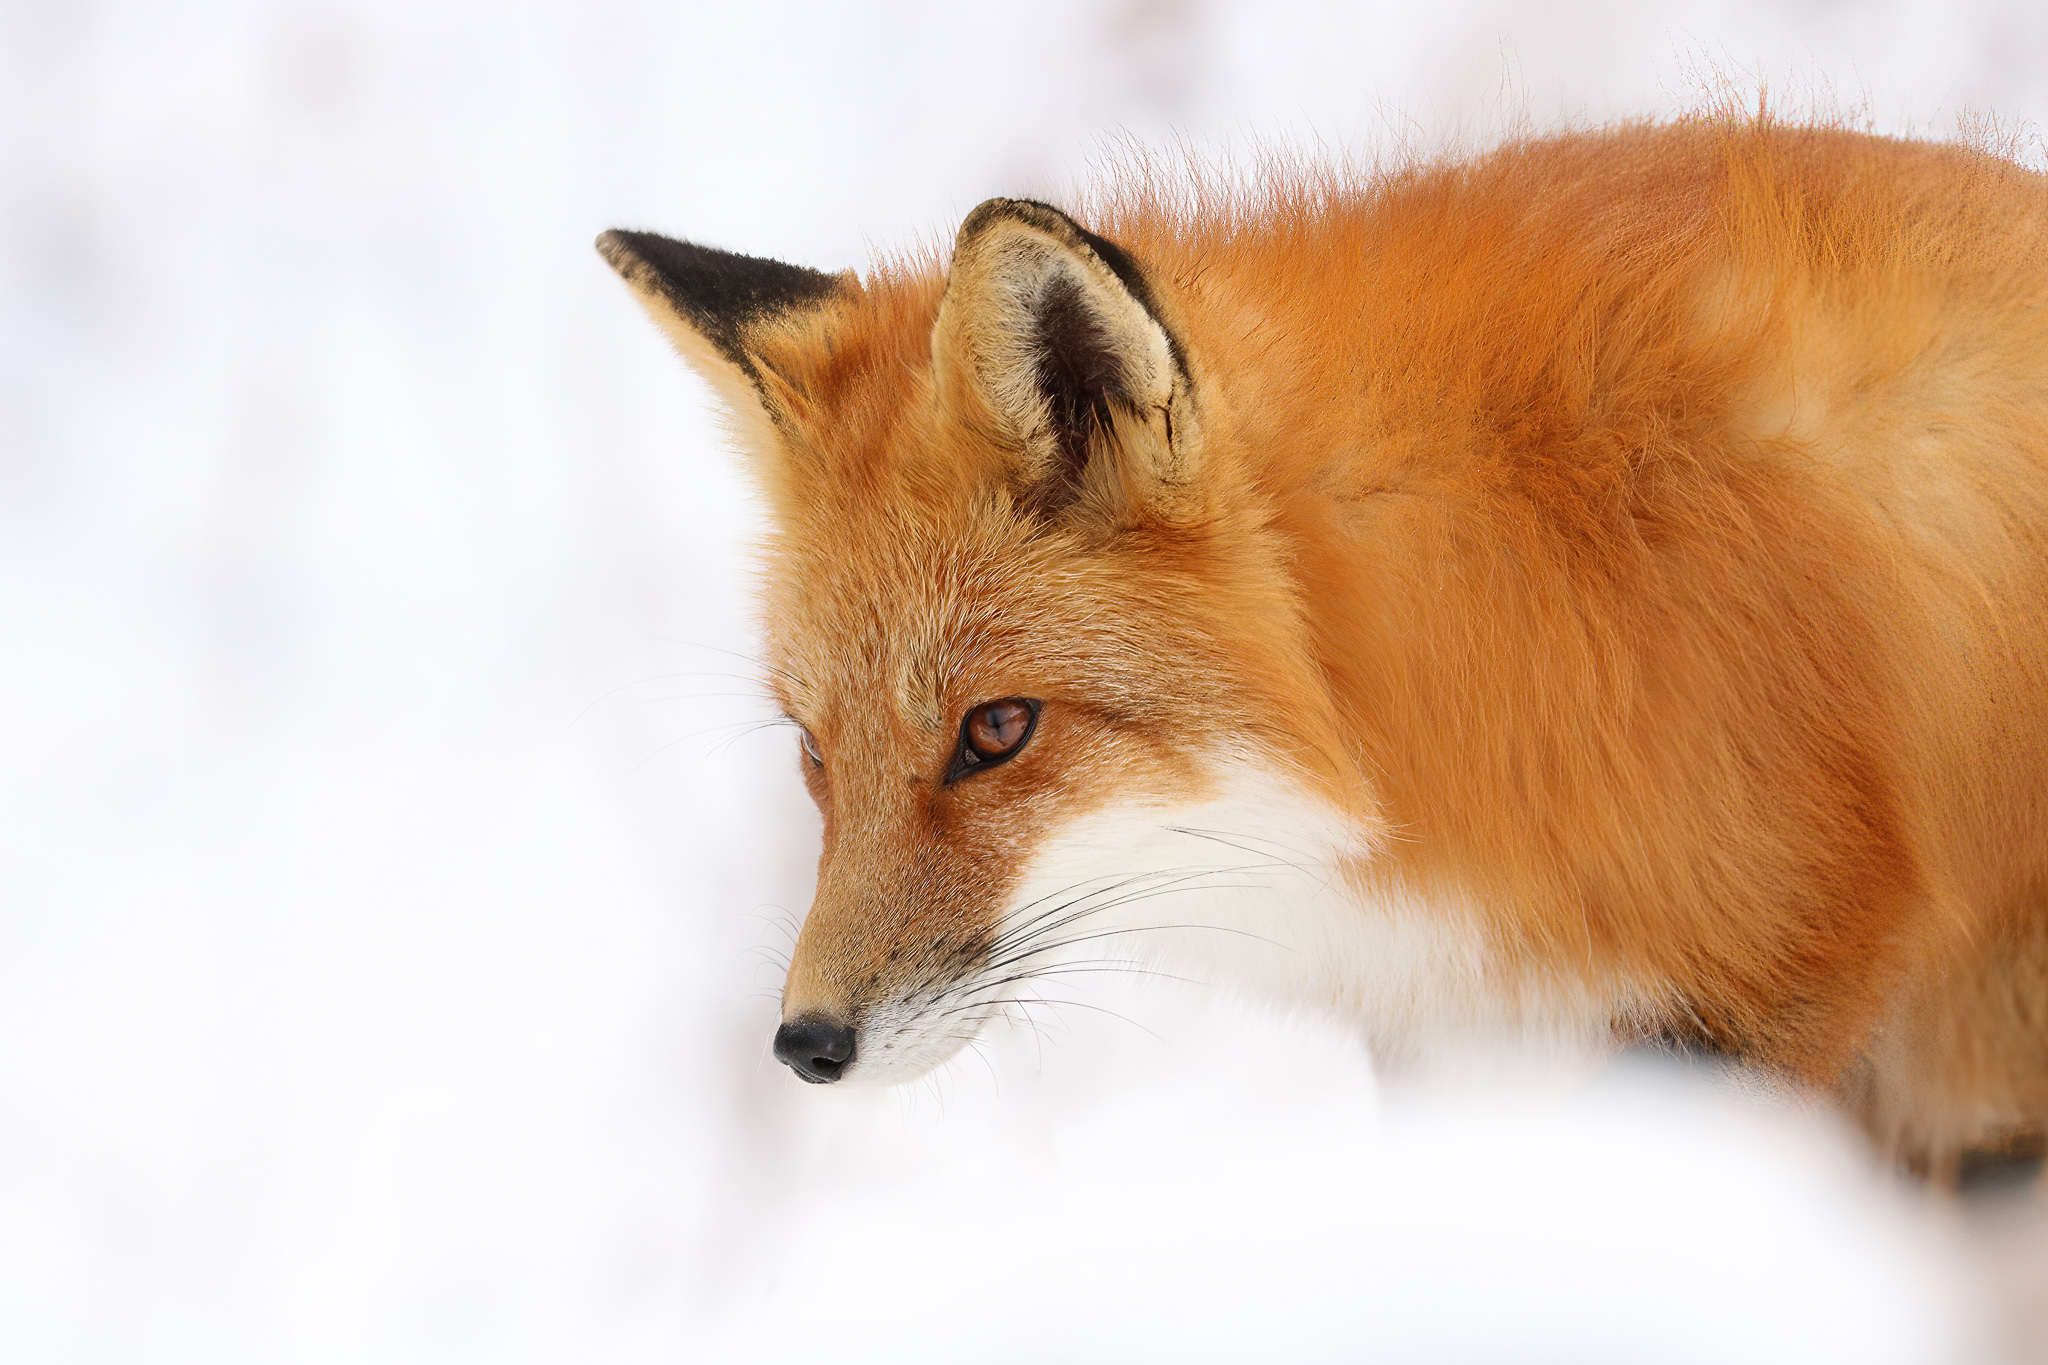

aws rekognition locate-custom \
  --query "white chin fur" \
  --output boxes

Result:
[991,751,1657,1082]
[847,749,1657,1087]
[841,999,999,1087]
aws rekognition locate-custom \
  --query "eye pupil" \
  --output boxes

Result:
[945,698,1041,783]
[967,701,1031,756]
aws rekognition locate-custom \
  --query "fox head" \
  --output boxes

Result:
[599,202,1375,1085]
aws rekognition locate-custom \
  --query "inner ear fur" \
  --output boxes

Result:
[595,229,851,449]
[931,199,1204,522]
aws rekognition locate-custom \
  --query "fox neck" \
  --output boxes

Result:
[1003,750,1661,1077]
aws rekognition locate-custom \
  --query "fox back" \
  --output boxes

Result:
[601,118,2048,1170]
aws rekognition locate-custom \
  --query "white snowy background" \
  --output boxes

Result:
[5,2,2047,1362]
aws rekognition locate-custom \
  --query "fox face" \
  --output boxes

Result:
[600,203,1383,1083]
[601,124,2048,1169]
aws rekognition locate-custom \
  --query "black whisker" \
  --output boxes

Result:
[1161,823,1321,870]
[651,637,810,692]
[981,861,1294,959]
[1162,824,1339,894]
[636,691,793,707]
[938,995,1165,1043]
[956,963,1203,1004]
[983,889,1293,976]
[707,719,803,758]
[563,669,780,734]
[983,864,1213,952]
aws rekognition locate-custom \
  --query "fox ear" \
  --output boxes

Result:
[932,199,1203,522]
[595,229,848,445]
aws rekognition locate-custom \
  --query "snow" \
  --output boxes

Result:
[3,2,2041,1361]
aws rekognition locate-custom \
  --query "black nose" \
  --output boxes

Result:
[773,1018,856,1084]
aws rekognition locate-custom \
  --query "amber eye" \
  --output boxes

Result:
[797,726,822,766]
[948,698,1040,782]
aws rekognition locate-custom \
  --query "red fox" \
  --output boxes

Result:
[599,117,2048,1173]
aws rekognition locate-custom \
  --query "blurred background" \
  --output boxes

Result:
[4,2,2046,1361]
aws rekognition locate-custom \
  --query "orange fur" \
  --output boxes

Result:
[606,115,2048,1164]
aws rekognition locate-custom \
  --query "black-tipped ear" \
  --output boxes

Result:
[596,230,847,434]
[931,199,1203,522]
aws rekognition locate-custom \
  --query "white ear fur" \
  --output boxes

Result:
[932,200,1202,515]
